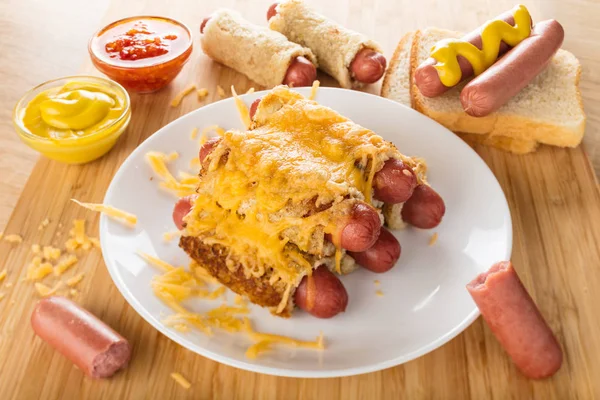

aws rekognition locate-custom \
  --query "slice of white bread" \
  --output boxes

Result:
[381,31,415,108]
[410,28,585,149]
[382,31,538,154]
[382,29,586,153]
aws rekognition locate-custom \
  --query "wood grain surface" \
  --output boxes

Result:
[1,0,600,399]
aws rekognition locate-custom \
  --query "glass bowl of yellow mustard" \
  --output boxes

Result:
[13,75,131,164]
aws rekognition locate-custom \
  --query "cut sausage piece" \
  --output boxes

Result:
[249,98,261,120]
[267,3,279,22]
[294,267,348,318]
[460,19,564,117]
[350,49,387,84]
[31,296,131,379]
[401,185,445,229]
[200,17,210,34]
[467,261,563,379]
[201,9,317,89]
[173,195,196,230]
[414,5,531,97]
[348,228,400,273]
[199,137,221,165]
[339,203,381,252]
[373,159,417,204]
[283,56,317,87]
[268,0,385,88]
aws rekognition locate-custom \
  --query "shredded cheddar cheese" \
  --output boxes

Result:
[3,234,23,244]
[429,232,439,246]
[69,289,79,297]
[31,244,41,254]
[35,281,62,297]
[197,87,209,101]
[231,86,251,129]
[163,231,182,242]
[171,84,197,107]
[309,80,320,100]
[170,372,192,389]
[146,151,197,197]
[0,269,6,282]
[374,279,380,286]
[150,254,325,359]
[43,246,61,261]
[376,290,384,297]
[72,199,137,227]
[138,252,176,272]
[38,218,51,231]
[66,273,84,287]
[190,127,199,140]
[183,86,402,293]
[27,263,53,280]
[216,85,225,98]
[54,255,78,276]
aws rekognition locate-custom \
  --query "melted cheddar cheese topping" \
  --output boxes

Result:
[183,86,399,289]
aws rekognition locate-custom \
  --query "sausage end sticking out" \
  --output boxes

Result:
[173,195,196,230]
[348,228,400,273]
[283,56,317,87]
[467,261,563,379]
[200,17,210,34]
[340,203,381,252]
[267,3,279,21]
[198,136,222,172]
[401,185,445,229]
[31,296,131,379]
[460,19,564,117]
[295,267,348,318]
[350,49,387,84]
[249,98,261,120]
[373,159,418,204]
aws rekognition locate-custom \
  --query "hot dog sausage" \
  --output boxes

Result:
[200,17,210,34]
[294,266,348,318]
[348,228,400,273]
[201,11,318,89]
[173,195,196,230]
[350,49,387,84]
[373,159,417,204]
[339,203,381,252]
[31,296,131,379]
[249,98,261,120]
[414,6,530,98]
[283,56,318,87]
[267,1,386,87]
[467,261,563,379]
[199,137,221,168]
[460,20,564,117]
[401,185,445,229]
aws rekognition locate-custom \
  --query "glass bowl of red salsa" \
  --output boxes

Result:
[89,16,193,93]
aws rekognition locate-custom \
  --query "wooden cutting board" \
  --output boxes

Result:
[1,0,599,399]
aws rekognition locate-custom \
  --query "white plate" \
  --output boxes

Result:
[101,87,511,378]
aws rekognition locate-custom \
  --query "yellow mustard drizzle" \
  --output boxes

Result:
[21,81,127,140]
[431,4,532,87]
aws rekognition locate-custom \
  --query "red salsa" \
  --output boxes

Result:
[89,17,192,93]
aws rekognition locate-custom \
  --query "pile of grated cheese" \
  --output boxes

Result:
[140,253,324,359]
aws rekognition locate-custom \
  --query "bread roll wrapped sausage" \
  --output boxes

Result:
[201,9,317,88]
[268,0,386,88]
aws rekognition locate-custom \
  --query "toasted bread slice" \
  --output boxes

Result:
[411,28,585,148]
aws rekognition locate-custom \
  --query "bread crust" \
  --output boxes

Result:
[269,0,382,89]
[202,9,317,88]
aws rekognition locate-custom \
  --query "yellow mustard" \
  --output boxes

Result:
[431,4,532,87]
[15,77,130,164]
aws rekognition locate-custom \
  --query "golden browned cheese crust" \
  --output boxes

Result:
[179,236,292,317]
